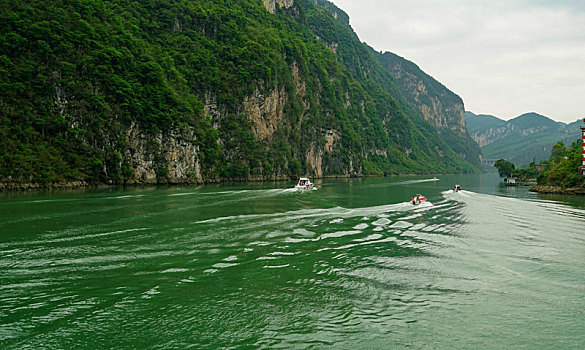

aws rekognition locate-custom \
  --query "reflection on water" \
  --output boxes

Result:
[0,174,584,348]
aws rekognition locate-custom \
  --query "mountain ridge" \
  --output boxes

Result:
[466,111,581,166]
[0,0,481,189]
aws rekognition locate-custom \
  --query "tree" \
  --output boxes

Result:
[494,159,515,177]
[550,141,566,163]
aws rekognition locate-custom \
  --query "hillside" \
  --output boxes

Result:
[466,111,580,167]
[530,140,585,194]
[0,0,481,189]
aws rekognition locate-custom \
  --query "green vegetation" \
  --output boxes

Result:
[511,162,540,180]
[506,140,585,190]
[494,159,515,178]
[536,141,585,189]
[0,0,480,186]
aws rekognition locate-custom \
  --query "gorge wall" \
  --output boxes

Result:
[376,52,467,135]
[0,0,481,189]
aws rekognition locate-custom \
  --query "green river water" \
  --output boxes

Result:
[1,174,584,349]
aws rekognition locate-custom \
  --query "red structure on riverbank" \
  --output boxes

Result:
[579,119,585,175]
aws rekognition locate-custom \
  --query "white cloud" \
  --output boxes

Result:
[331,0,585,122]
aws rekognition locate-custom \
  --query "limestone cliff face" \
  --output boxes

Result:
[263,0,294,14]
[308,0,466,136]
[123,122,202,184]
[311,0,350,25]
[378,52,466,135]
[304,0,481,169]
[470,125,515,147]
[200,58,347,179]
[470,123,560,147]
[242,87,287,141]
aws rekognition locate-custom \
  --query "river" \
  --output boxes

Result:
[1,174,584,349]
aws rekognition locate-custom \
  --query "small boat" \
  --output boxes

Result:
[295,177,315,190]
[503,177,517,186]
[453,184,461,192]
[411,194,427,205]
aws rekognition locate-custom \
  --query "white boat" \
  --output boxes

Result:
[503,177,517,186]
[295,177,315,190]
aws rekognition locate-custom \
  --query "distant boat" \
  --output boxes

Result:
[295,177,315,190]
[453,184,461,192]
[411,194,427,205]
[503,177,517,186]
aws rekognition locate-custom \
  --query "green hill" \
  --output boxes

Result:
[466,111,580,167]
[0,0,481,188]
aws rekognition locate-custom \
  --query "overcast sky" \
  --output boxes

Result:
[331,0,585,123]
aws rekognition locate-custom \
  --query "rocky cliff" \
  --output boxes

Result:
[263,0,294,15]
[303,4,482,168]
[376,52,467,135]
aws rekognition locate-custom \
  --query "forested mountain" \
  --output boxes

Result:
[466,111,580,167]
[0,0,481,188]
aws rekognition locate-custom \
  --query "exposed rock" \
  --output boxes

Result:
[290,62,306,99]
[242,87,287,140]
[263,0,294,14]
[124,122,202,184]
[310,0,350,26]
[470,121,560,148]
[378,52,467,135]
[530,184,585,195]
[0,180,89,191]
[305,143,323,177]
[203,92,221,129]
[323,129,339,152]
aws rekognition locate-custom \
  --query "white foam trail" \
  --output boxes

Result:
[167,192,197,197]
[0,228,149,248]
[112,195,146,199]
[363,178,439,188]
[263,264,290,269]
[195,202,409,225]
[212,262,238,269]
[161,268,189,273]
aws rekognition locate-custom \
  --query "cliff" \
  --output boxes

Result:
[0,0,481,189]
[374,51,481,167]
[377,52,466,135]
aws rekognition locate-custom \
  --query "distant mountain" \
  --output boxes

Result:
[466,112,581,167]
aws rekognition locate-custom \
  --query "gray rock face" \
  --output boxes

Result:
[124,122,202,184]
[379,52,467,135]
[263,0,294,14]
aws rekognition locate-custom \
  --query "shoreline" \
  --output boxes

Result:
[529,184,585,195]
[0,173,451,192]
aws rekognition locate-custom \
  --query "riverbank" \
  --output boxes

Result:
[0,173,452,192]
[0,174,362,192]
[530,184,585,195]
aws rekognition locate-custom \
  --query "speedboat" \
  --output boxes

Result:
[411,194,427,205]
[453,184,461,192]
[295,177,315,190]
